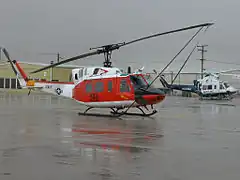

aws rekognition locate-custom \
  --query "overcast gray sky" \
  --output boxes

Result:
[0,0,239,72]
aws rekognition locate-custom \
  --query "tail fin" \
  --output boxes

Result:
[13,60,29,87]
[13,60,28,81]
[2,48,27,88]
[159,75,171,88]
[160,75,197,93]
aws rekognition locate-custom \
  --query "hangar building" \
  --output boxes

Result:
[0,61,81,89]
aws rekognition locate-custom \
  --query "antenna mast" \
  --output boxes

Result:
[0,47,2,60]
[197,44,208,78]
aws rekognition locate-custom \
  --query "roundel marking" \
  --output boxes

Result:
[55,88,63,95]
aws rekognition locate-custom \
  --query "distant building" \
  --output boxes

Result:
[0,61,82,89]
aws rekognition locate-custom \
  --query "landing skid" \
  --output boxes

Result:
[110,110,157,117]
[77,107,119,118]
[77,112,121,118]
[77,107,158,117]
[199,94,233,101]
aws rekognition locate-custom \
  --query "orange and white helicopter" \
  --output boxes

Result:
[3,22,213,117]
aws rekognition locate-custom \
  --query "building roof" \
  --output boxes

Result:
[0,61,85,68]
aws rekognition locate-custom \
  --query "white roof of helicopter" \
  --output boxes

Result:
[72,66,128,80]
[196,73,232,85]
[73,66,145,80]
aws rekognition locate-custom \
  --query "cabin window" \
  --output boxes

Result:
[203,85,207,90]
[214,85,217,89]
[120,79,130,92]
[95,81,104,92]
[86,82,92,92]
[93,68,99,75]
[69,74,73,82]
[220,84,224,89]
[74,73,78,80]
[208,85,212,90]
[108,81,112,92]
[79,69,83,78]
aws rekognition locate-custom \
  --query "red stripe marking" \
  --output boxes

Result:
[14,61,28,80]
[36,81,74,84]
[72,128,125,134]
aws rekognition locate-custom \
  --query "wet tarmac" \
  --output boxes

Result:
[0,91,240,180]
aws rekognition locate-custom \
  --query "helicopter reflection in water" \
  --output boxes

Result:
[57,119,164,179]
[60,118,164,159]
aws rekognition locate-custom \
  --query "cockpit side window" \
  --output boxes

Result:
[120,79,130,92]
[79,69,83,78]
[220,84,224,89]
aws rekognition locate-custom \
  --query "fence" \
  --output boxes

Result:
[148,72,240,88]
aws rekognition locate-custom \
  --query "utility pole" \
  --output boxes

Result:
[0,47,1,60]
[38,52,62,63]
[197,45,208,79]
[50,60,54,81]
[57,53,60,63]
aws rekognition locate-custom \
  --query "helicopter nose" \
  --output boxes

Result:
[227,86,238,94]
[134,88,166,105]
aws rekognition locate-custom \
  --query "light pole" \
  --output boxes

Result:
[50,60,54,81]
[37,52,64,63]
[0,47,2,60]
[197,45,208,79]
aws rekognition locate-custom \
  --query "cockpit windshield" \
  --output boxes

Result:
[143,74,156,88]
[142,74,152,84]
[130,75,148,89]
[224,82,230,88]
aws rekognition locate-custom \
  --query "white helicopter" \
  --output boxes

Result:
[159,70,239,100]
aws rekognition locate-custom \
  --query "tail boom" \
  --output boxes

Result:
[9,60,75,98]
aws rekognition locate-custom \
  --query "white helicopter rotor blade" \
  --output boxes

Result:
[219,68,240,74]
[220,73,240,79]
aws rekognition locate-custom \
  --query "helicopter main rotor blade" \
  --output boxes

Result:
[119,22,214,48]
[30,50,100,74]
[31,22,213,74]
[2,48,18,75]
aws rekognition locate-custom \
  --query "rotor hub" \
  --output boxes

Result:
[90,43,125,68]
